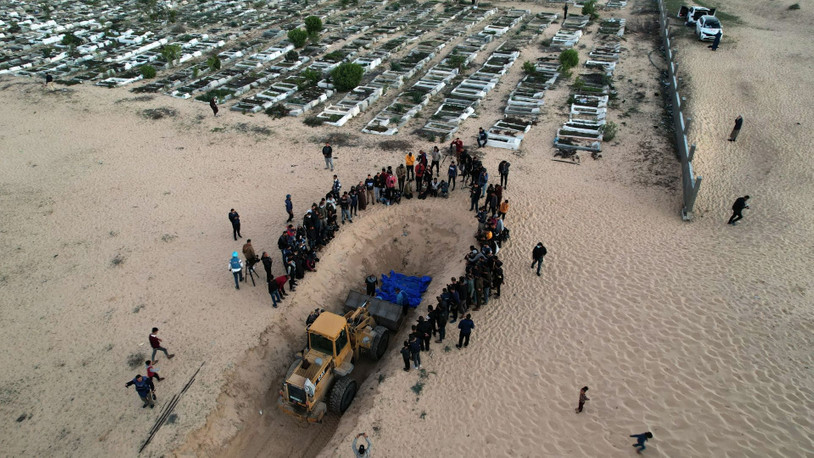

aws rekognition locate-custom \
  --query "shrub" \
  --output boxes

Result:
[161,44,182,62]
[582,0,600,21]
[788,3,800,9]
[303,116,325,127]
[330,62,364,92]
[285,50,299,62]
[447,54,467,71]
[522,61,537,75]
[304,16,323,34]
[288,28,308,48]
[140,65,157,79]
[559,49,579,71]
[206,56,221,71]
[62,32,82,47]
[390,61,403,71]
[301,69,322,86]
[601,121,618,141]
[265,104,289,118]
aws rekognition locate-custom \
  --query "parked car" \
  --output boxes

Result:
[696,15,722,41]
[678,5,717,25]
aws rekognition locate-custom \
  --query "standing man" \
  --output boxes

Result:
[416,316,432,351]
[228,209,241,240]
[727,195,750,225]
[448,160,458,191]
[498,160,510,189]
[260,251,273,282]
[149,327,175,361]
[430,146,441,177]
[396,287,409,316]
[400,341,411,371]
[708,30,722,51]
[408,334,421,369]
[242,239,258,267]
[575,386,589,413]
[125,374,155,409]
[44,73,54,89]
[365,274,378,296]
[531,242,547,277]
[285,195,294,223]
[498,199,509,220]
[365,174,375,206]
[229,251,244,289]
[728,115,743,142]
[332,175,342,198]
[563,2,568,20]
[210,97,219,117]
[396,164,406,193]
[322,142,334,171]
[469,184,481,211]
[405,152,415,180]
[477,127,488,147]
[339,192,352,224]
[630,432,653,454]
[456,313,475,348]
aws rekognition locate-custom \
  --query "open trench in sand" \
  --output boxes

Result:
[176,200,475,457]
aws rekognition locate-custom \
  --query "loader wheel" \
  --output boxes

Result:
[328,376,357,414]
[370,326,390,361]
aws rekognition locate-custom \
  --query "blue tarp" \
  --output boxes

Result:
[376,271,432,308]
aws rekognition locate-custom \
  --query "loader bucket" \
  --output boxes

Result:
[343,290,404,332]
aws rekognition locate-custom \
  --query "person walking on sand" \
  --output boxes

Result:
[708,30,722,51]
[630,432,653,454]
[400,340,411,371]
[728,115,743,142]
[210,97,219,117]
[531,242,547,277]
[456,313,475,348]
[563,2,568,20]
[125,374,155,409]
[322,142,334,171]
[727,195,750,225]
[353,432,371,458]
[228,209,242,240]
[145,360,164,382]
[575,386,589,413]
[229,251,244,289]
[149,327,175,361]
[285,195,294,222]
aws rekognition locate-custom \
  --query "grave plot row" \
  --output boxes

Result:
[419,12,530,141]
[605,0,629,8]
[551,14,590,48]
[554,19,624,153]
[484,13,560,150]
[361,10,502,135]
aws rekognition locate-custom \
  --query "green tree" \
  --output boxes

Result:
[301,68,322,87]
[582,0,599,21]
[160,44,182,62]
[287,28,308,48]
[330,62,364,92]
[304,16,323,35]
[285,50,299,62]
[168,9,178,23]
[559,49,579,71]
[140,65,157,79]
[206,55,221,71]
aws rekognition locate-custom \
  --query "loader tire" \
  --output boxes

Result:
[369,326,390,361]
[328,376,357,414]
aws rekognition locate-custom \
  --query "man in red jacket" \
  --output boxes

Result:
[149,327,175,361]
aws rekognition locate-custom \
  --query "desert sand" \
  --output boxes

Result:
[1,0,812,457]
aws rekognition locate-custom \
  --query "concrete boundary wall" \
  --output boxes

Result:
[655,0,702,220]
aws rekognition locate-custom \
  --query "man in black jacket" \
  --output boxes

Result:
[228,209,241,240]
[498,160,510,189]
[416,316,432,351]
[728,195,750,225]
[532,242,547,277]
[400,341,411,371]
[322,142,334,170]
[260,251,273,282]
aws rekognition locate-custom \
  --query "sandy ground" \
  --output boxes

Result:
[1,0,812,457]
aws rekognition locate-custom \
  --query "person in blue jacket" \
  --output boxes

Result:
[448,161,458,191]
[456,314,475,348]
[285,195,293,222]
[631,432,653,453]
[125,374,155,409]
